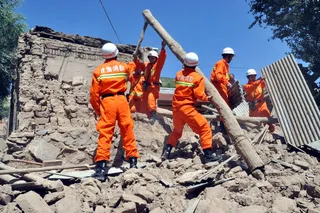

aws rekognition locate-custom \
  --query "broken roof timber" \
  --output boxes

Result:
[261,54,320,148]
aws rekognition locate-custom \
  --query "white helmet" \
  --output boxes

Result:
[147,50,159,58]
[102,43,119,59]
[222,47,235,55]
[246,69,257,76]
[184,52,199,67]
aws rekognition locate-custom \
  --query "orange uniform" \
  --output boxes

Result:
[90,59,139,162]
[210,59,230,107]
[135,49,166,115]
[128,72,145,113]
[167,68,212,150]
[243,79,270,117]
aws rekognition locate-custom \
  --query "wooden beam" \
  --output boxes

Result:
[0,162,63,191]
[157,107,278,124]
[133,21,148,60]
[201,105,218,114]
[0,163,93,175]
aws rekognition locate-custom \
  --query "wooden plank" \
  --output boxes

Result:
[0,163,94,175]
[198,154,238,180]
[157,107,278,124]
[251,125,269,144]
[185,198,201,213]
[0,162,63,191]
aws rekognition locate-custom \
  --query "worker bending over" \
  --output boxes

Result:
[135,41,167,124]
[243,69,275,132]
[128,69,145,113]
[162,52,222,163]
[90,43,140,181]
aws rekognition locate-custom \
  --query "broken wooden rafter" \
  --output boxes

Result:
[133,21,148,60]
[186,177,236,194]
[0,162,63,191]
[157,107,278,125]
[0,163,94,175]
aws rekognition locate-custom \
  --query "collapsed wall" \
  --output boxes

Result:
[6,26,152,163]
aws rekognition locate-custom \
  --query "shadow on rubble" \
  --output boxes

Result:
[161,136,202,160]
[112,137,125,168]
[91,137,126,168]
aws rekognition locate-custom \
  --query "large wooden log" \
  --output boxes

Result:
[143,9,264,171]
[157,107,278,125]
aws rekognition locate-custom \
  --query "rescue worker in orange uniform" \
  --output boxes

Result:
[135,41,167,124]
[128,69,145,113]
[162,52,222,163]
[243,69,275,132]
[210,47,235,133]
[210,47,235,107]
[90,43,140,181]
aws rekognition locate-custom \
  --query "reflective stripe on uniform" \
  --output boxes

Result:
[97,72,127,81]
[175,81,195,87]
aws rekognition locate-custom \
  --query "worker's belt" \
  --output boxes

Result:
[143,81,161,86]
[248,100,262,111]
[101,92,125,99]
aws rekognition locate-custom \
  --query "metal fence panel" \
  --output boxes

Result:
[261,54,320,147]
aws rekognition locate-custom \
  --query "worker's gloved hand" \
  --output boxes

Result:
[161,40,166,49]
[227,83,232,89]
[207,96,212,100]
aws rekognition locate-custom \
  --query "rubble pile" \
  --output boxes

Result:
[0,27,319,213]
[1,116,320,212]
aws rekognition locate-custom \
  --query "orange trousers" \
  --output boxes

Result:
[94,95,140,162]
[143,86,160,116]
[249,101,275,132]
[129,98,143,113]
[249,101,270,117]
[167,105,212,150]
[213,82,230,107]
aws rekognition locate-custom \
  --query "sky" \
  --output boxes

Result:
[18,0,294,85]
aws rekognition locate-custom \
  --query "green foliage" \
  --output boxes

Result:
[247,0,320,107]
[160,77,175,88]
[0,0,26,99]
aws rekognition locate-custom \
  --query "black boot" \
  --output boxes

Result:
[162,144,173,160]
[149,110,157,125]
[92,160,108,181]
[129,157,138,169]
[203,149,222,163]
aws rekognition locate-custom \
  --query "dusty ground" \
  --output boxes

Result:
[0,114,320,213]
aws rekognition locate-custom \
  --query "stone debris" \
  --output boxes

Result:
[0,26,319,213]
[16,191,54,213]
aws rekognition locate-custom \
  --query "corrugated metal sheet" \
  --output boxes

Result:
[306,140,320,152]
[232,101,249,116]
[261,54,320,147]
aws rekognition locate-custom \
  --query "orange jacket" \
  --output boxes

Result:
[128,72,145,99]
[243,79,266,102]
[210,59,230,85]
[172,68,208,109]
[135,48,166,84]
[90,59,135,115]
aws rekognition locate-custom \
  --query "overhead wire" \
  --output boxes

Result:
[98,0,122,43]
